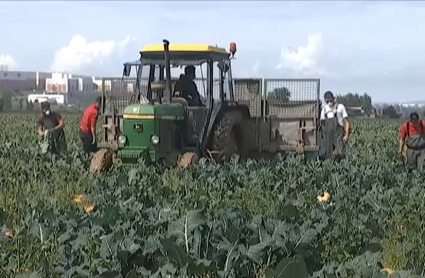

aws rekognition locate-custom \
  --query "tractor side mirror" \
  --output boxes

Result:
[123,64,131,77]
[217,61,230,73]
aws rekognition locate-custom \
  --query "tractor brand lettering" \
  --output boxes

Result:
[123,115,155,120]
[123,114,184,120]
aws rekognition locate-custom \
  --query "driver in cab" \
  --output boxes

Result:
[173,66,204,106]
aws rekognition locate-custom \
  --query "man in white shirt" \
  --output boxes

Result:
[320,91,351,160]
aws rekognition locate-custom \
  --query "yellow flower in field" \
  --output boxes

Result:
[13,268,31,274]
[84,204,96,213]
[74,194,97,213]
[382,268,394,275]
[4,232,13,238]
[317,192,331,203]
[74,194,84,204]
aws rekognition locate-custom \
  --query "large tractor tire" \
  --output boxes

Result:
[210,111,248,162]
[89,149,114,173]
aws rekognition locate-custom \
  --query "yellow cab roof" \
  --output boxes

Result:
[140,44,228,54]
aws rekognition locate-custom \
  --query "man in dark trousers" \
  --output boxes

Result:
[319,91,351,161]
[80,97,101,153]
[37,101,67,155]
[399,112,425,170]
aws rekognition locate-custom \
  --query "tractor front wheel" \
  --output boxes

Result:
[210,111,247,162]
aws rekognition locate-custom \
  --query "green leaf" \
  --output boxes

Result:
[0,207,6,226]
[98,271,123,278]
[75,265,90,277]
[29,222,50,242]
[246,239,275,264]
[390,270,415,278]
[168,209,207,253]
[187,259,216,275]
[57,229,73,244]
[216,241,240,277]
[15,273,40,278]
[153,262,177,276]
[268,256,308,278]
[160,238,189,268]
[124,270,138,278]
[127,169,138,185]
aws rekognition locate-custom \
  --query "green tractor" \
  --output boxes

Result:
[91,39,323,172]
[90,40,252,171]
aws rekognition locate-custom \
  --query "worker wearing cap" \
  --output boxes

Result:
[399,112,425,170]
[80,96,101,153]
[37,101,67,155]
[319,91,351,160]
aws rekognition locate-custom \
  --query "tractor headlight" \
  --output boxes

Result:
[118,135,127,145]
[151,135,160,145]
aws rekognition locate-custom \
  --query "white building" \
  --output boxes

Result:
[399,103,425,108]
[46,73,69,93]
[45,72,94,94]
[92,77,103,92]
[28,93,68,105]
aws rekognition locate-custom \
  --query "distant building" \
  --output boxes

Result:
[46,73,68,93]
[28,93,68,105]
[0,70,50,91]
[46,72,94,94]
[0,69,95,94]
[399,103,425,108]
[92,78,103,92]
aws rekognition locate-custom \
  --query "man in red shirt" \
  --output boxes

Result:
[399,112,425,169]
[80,97,101,153]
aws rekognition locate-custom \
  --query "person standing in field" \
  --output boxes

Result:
[398,112,425,170]
[80,97,101,154]
[320,91,351,161]
[37,101,67,155]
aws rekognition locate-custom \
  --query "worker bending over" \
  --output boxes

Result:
[320,91,351,161]
[80,97,101,154]
[37,101,67,155]
[399,112,425,170]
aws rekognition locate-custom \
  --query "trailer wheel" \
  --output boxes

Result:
[210,111,247,162]
[89,149,114,173]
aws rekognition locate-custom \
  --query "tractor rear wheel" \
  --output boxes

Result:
[210,111,247,162]
[89,149,114,173]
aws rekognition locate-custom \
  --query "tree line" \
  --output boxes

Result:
[0,85,416,119]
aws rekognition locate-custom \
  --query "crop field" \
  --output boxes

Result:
[0,113,423,277]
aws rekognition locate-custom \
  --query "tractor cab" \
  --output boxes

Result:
[95,40,250,167]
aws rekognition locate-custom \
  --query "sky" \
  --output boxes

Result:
[0,1,425,103]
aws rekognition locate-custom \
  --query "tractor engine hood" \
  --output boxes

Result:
[123,103,185,120]
[117,103,186,162]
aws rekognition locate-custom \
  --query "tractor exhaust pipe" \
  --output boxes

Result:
[163,39,172,104]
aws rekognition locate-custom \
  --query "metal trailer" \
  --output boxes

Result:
[99,76,321,160]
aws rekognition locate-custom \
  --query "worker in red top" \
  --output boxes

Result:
[80,97,101,153]
[399,112,425,169]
